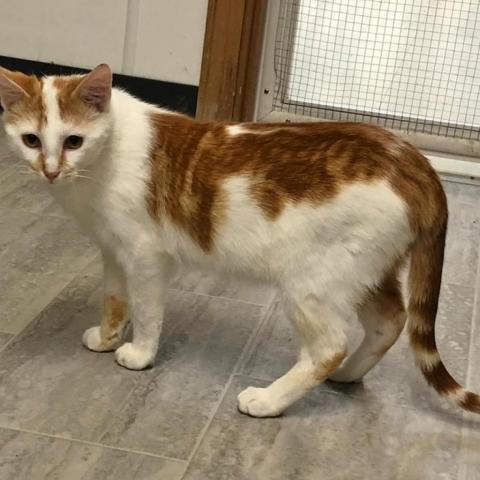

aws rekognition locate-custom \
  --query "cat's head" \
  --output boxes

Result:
[0,64,112,183]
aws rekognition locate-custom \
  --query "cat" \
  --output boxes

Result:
[0,63,478,418]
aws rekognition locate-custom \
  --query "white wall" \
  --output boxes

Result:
[0,0,208,86]
[123,0,208,85]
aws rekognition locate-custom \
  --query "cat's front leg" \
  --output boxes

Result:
[83,250,129,352]
[114,251,173,370]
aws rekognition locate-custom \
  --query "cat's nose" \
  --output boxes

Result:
[44,170,60,183]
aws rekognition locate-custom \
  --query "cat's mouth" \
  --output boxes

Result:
[38,166,78,185]
[28,163,63,184]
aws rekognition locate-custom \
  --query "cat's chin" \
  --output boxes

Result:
[43,177,70,187]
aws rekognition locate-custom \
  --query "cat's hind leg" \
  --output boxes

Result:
[83,251,129,352]
[238,296,348,417]
[329,272,406,383]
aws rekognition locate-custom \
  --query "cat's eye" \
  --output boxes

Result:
[21,133,41,149]
[64,135,84,150]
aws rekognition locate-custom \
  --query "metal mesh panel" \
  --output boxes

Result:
[273,0,480,140]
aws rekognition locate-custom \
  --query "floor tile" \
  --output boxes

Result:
[242,283,474,413]
[184,376,463,480]
[0,428,185,480]
[0,212,97,333]
[0,208,40,253]
[441,181,480,287]
[0,265,142,440]
[0,165,65,217]
[0,264,266,459]
[442,180,480,230]
[0,332,13,349]
[465,262,480,392]
[171,267,277,306]
[443,225,479,287]
[101,292,266,460]
[458,421,480,480]
[240,300,297,381]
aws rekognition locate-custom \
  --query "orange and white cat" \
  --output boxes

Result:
[0,64,478,417]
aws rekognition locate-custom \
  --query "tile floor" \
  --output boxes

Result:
[1,152,480,479]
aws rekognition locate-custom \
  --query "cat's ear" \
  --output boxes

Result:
[0,67,30,110]
[75,64,112,112]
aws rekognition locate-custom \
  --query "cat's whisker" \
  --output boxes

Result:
[13,168,35,177]
[68,173,106,187]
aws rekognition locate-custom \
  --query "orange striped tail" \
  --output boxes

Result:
[408,218,480,413]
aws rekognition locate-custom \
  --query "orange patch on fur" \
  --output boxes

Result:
[0,70,45,128]
[99,295,128,347]
[421,362,460,395]
[53,75,96,123]
[30,151,45,173]
[147,115,447,251]
[314,350,347,381]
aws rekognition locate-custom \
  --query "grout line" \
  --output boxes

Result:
[456,404,479,480]
[180,298,278,478]
[233,297,279,375]
[0,424,186,465]
[0,333,17,355]
[231,372,277,384]
[464,235,480,391]
[96,376,145,443]
[0,256,100,354]
[457,200,480,480]
[180,376,237,479]
[457,424,469,480]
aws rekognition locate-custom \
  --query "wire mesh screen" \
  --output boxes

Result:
[273,0,480,140]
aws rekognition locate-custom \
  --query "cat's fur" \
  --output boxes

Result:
[1,64,478,417]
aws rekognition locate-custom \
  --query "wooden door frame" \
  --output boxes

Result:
[196,0,269,122]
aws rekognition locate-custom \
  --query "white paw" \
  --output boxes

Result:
[115,342,155,370]
[328,368,363,384]
[82,326,117,352]
[237,386,283,418]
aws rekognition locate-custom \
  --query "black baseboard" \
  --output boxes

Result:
[0,56,198,116]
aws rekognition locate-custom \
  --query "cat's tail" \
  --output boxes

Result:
[408,215,480,413]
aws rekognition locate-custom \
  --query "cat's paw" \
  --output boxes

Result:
[82,326,118,352]
[115,342,154,370]
[237,386,283,418]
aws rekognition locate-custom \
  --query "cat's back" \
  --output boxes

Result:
[151,115,441,258]
[161,117,443,207]
[156,116,439,191]
[217,120,434,180]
